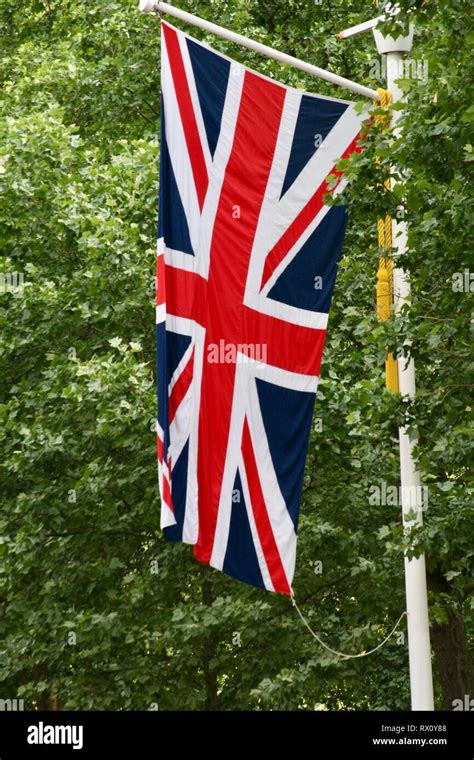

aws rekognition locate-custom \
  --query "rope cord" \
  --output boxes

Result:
[376,88,393,256]
[291,595,406,660]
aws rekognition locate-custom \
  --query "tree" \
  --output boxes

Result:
[0,0,472,711]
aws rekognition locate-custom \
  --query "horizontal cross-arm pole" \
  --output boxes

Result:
[337,17,382,40]
[139,1,380,101]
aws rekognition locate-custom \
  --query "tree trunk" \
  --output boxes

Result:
[32,663,61,711]
[428,572,474,710]
[430,610,474,710]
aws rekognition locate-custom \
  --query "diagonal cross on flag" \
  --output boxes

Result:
[156,21,365,594]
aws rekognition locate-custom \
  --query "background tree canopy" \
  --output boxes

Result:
[0,0,472,711]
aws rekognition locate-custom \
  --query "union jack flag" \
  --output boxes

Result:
[156,21,364,595]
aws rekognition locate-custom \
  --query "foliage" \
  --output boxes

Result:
[0,0,472,710]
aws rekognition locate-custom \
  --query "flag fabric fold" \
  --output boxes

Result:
[156,20,364,594]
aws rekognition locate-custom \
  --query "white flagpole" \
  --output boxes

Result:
[375,29,434,712]
[339,17,435,710]
[139,1,380,101]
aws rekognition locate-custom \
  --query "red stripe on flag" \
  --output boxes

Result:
[157,434,164,462]
[194,71,286,566]
[243,306,326,376]
[162,23,208,210]
[164,266,207,324]
[241,419,291,595]
[156,254,165,306]
[168,349,194,424]
[161,472,174,514]
[260,132,362,290]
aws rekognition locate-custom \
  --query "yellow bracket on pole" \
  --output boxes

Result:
[375,88,399,393]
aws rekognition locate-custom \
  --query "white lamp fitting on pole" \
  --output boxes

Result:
[139,0,156,11]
